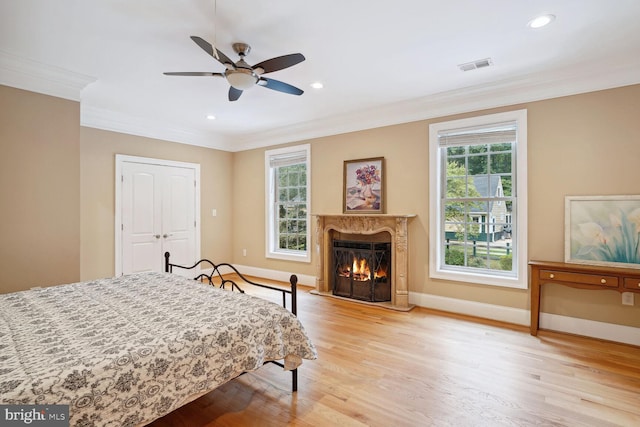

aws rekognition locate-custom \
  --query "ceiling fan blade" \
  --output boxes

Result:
[229,86,243,101]
[258,77,304,96]
[163,72,224,77]
[190,36,235,69]
[253,53,305,74]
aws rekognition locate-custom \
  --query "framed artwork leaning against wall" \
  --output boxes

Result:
[565,195,640,268]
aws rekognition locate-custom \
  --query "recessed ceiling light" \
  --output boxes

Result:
[206,114,216,120]
[310,82,324,89]
[528,14,555,29]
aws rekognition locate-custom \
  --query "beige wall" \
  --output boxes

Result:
[232,84,640,328]
[3,82,639,329]
[0,85,81,292]
[80,127,234,280]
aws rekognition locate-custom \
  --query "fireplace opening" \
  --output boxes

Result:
[332,240,391,302]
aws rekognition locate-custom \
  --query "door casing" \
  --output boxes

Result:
[115,154,201,276]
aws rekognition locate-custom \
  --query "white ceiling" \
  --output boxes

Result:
[1,0,640,152]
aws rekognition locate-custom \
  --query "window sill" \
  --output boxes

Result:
[266,251,311,263]
[430,268,527,289]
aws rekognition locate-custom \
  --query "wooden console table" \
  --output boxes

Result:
[529,260,640,335]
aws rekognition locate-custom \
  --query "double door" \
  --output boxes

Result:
[118,157,199,275]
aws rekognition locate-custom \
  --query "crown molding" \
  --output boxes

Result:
[81,106,232,151]
[0,50,96,101]
[4,49,638,153]
[232,59,640,151]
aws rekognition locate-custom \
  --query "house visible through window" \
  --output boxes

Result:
[429,110,527,288]
[265,144,311,262]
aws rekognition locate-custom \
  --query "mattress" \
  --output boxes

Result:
[0,272,317,426]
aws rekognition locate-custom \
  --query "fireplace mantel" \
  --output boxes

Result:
[312,214,416,311]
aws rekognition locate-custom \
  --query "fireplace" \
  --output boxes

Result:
[312,214,416,311]
[332,240,391,302]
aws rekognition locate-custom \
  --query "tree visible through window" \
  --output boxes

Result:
[429,110,528,289]
[276,163,307,251]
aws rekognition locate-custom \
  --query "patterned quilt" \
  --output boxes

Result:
[0,272,317,426]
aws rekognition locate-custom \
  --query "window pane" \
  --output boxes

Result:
[469,144,488,154]
[447,158,466,176]
[286,205,296,218]
[447,146,466,156]
[446,177,466,198]
[289,172,299,187]
[467,154,488,175]
[490,143,512,152]
[490,153,511,174]
[278,172,287,187]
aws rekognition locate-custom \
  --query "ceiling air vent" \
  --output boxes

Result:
[458,58,493,72]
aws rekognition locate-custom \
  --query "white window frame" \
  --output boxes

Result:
[265,144,311,262]
[429,110,528,289]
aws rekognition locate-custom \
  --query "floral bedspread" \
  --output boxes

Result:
[0,272,317,426]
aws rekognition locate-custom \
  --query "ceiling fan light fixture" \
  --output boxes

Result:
[225,69,258,90]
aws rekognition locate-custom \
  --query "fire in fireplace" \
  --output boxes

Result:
[332,240,391,302]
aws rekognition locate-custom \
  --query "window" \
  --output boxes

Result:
[429,110,527,288]
[265,144,311,262]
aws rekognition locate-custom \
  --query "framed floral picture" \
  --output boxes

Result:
[343,157,385,214]
[565,195,640,268]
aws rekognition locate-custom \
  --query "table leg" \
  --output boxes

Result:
[530,267,541,335]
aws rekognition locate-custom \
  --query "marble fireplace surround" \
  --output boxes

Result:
[312,214,416,311]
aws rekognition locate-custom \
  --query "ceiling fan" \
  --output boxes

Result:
[164,36,305,101]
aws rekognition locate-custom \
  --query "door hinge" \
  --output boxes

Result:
[121,175,124,182]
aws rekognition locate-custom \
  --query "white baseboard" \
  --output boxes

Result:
[539,312,640,346]
[409,292,530,326]
[215,264,316,287]
[409,291,640,346]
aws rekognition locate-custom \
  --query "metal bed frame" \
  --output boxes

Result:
[163,252,299,391]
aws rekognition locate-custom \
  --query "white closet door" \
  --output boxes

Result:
[161,166,196,268]
[120,160,197,275]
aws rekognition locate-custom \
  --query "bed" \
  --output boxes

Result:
[0,253,317,426]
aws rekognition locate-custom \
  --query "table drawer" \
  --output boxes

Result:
[623,277,640,292]
[540,270,618,287]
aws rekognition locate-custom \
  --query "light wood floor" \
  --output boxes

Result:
[149,281,640,427]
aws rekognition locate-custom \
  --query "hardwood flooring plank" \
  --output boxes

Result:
[148,280,640,427]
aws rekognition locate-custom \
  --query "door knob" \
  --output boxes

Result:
[154,234,161,239]
[163,234,172,238]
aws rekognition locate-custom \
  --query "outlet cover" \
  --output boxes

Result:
[622,292,634,306]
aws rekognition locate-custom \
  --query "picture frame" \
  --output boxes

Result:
[343,157,385,214]
[565,195,640,268]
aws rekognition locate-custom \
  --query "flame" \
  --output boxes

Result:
[338,256,387,282]
[351,257,370,281]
